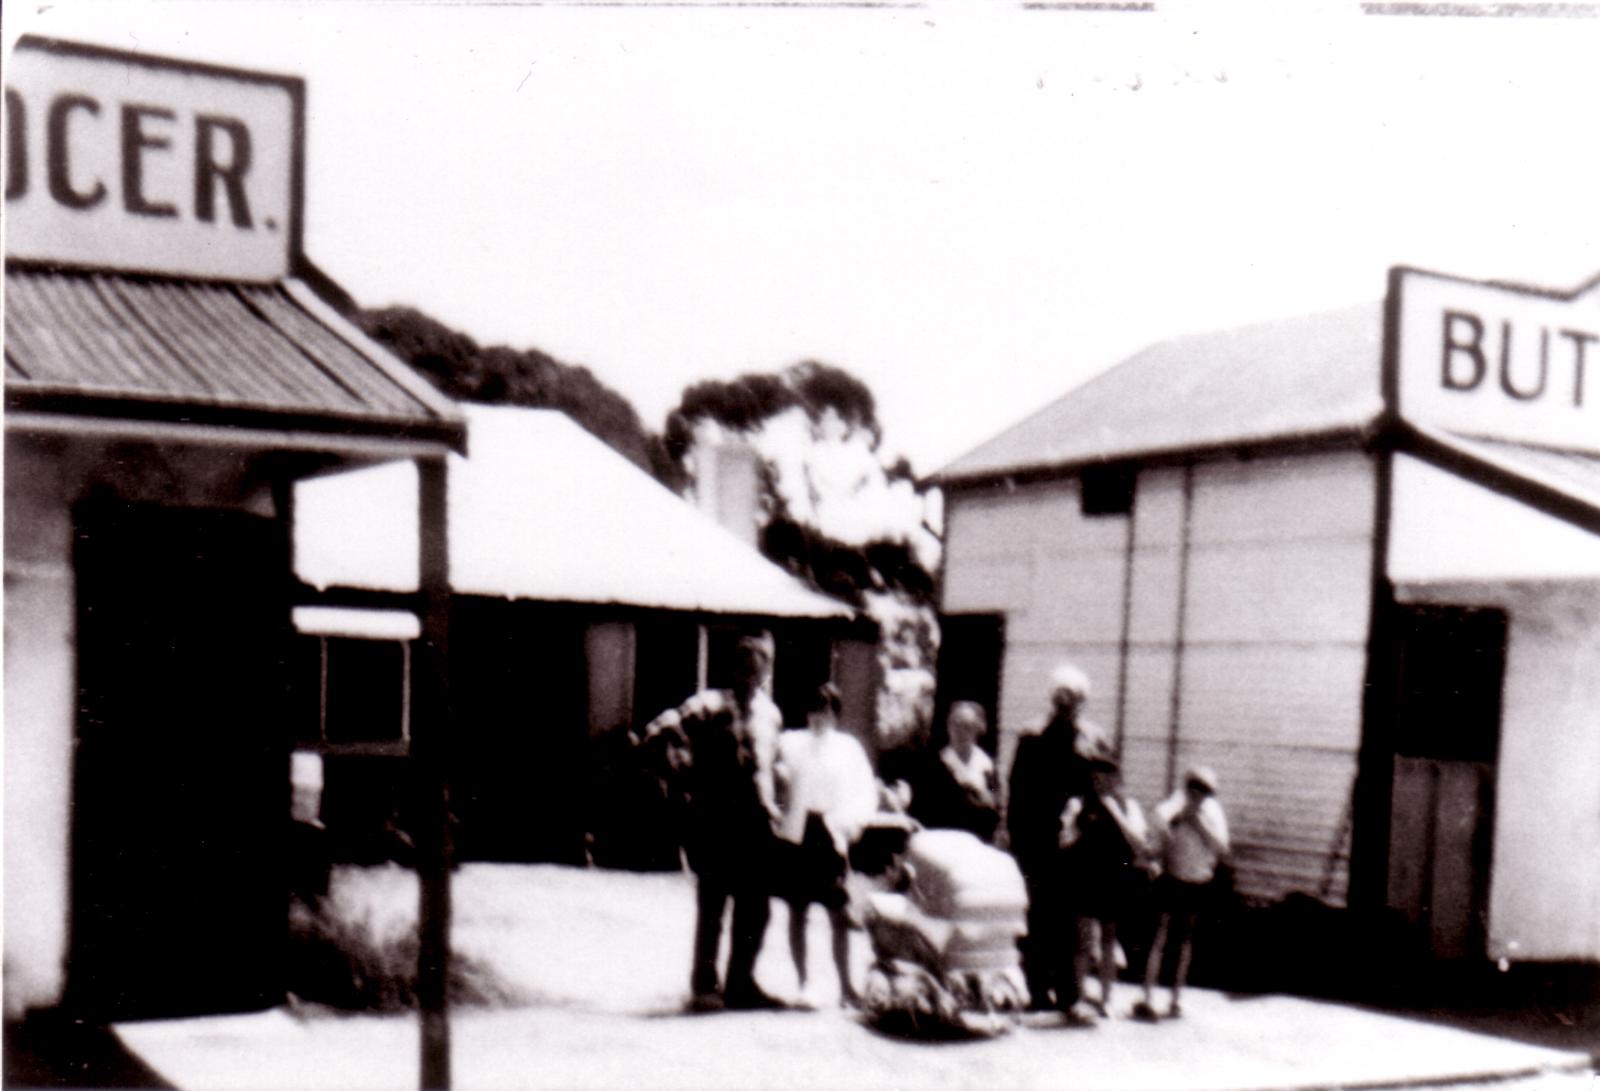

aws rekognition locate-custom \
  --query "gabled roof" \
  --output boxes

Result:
[4,266,464,449]
[295,405,854,620]
[935,304,1385,484]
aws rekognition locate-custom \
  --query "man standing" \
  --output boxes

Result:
[637,635,785,1011]
[1005,663,1107,1016]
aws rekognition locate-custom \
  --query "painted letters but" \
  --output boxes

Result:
[1397,270,1600,454]
[1438,310,1595,409]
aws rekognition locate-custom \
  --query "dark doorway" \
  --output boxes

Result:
[1384,604,1507,962]
[931,613,1005,752]
[450,599,590,865]
[70,502,290,1020]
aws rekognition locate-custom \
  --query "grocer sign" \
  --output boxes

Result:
[1392,267,1600,454]
[4,36,301,282]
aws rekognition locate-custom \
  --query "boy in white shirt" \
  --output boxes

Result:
[1135,765,1230,1020]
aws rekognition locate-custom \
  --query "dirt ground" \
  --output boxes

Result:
[236,861,1593,1091]
[29,861,1590,1091]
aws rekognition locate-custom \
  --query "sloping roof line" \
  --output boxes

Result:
[295,405,855,620]
[935,304,1386,483]
[4,266,464,447]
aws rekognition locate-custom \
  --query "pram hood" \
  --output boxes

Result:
[902,829,1029,921]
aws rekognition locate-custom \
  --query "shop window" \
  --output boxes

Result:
[1081,464,1136,516]
[704,624,748,691]
[292,633,411,756]
[633,615,700,727]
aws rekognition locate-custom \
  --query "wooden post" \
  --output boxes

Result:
[415,455,452,1090]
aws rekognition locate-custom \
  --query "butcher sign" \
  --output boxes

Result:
[1392,267,1600,455]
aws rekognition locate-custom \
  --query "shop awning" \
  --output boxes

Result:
[1400,424,1600,538]
[1391,426,1600,584]
[4,266,464,453]
[295,404,855,620]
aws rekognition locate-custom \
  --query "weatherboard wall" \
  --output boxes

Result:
[1393,578,1600,962]
[941,448,1377,906]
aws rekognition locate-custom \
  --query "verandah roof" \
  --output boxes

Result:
[5,266,464,450]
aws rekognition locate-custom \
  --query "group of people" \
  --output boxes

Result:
[635,635,1229,1025]
[1009,663,1230,1025]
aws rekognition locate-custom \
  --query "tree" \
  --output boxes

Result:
[665,361,941,746]
[356,306,679,486]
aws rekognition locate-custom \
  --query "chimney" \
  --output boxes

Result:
[697,440,761,548]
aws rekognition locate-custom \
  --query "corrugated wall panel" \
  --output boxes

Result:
[1039,499,1131,557]
[1018,551,1129,644]
[943,555,1032,613]
[1178,645,1367,752]
[1128,547,1183,645]
[944,493,1046,559]
[1133,467,1186,548]
[1190,452,1375,545]
[1119,737,1171,816]
[951,480,1130,556]
[1185,538,1373,644]
[1120,647,1178,744]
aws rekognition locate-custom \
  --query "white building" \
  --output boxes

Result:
[3,37,466,1019]
[933,268,1600,965]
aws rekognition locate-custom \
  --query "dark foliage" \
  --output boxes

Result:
[356,306,681,488]
[760,517,937,609]
[664,358,935,607]
[663,359,882,461]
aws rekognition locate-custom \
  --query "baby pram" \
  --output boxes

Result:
[859,828,1030,1036]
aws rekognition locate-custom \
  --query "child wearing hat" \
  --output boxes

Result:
[1135,765,1230,1020]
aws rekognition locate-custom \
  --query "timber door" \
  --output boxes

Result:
[71,503,290,1019]
[1384,605,1507,961]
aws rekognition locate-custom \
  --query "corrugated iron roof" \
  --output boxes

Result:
[5,266,463,446]
[295,405,855,620]
[935,304,1385,483]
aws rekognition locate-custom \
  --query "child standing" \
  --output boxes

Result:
[1135,765,1230,1021]
[1058,756,1150,1023]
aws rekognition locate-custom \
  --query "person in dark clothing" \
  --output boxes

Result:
[1060,756,1150,1021]
[1005,662,1107,1016]
[923,701,1000,841]
[636,635,786,1012]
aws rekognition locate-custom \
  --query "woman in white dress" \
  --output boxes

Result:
[775,683,879,1008]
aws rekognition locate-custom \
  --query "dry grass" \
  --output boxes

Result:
[289,863,524,1012]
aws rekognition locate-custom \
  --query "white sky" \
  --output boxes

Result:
[7,2,1600,473]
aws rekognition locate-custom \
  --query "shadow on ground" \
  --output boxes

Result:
[4,1011,173,1090]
